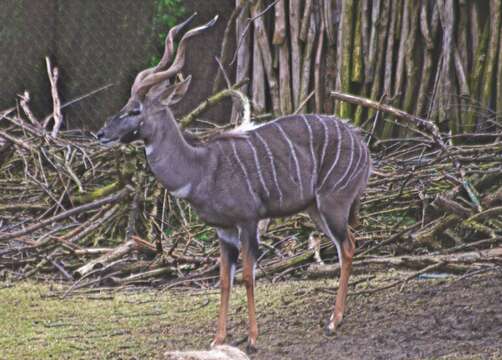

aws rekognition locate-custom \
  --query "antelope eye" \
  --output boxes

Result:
[129,109,141,116]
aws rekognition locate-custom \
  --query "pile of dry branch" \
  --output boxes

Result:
[0,85,501,294]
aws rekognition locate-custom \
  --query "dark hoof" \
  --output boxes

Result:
[229,336,247,347]
[324,323,336,337]
[246,343,258,354]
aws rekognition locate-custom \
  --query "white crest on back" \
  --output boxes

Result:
[228,121,264,134]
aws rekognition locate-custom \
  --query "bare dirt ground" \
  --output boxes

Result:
[247,271,502,360]
[1,270,501,359]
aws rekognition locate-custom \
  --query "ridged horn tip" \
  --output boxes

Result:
[179,12,198,29]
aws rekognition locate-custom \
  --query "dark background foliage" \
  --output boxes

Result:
[0,0,233,130]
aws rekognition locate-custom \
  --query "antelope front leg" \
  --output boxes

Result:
[326,230,355,336]
[212,240,238,346]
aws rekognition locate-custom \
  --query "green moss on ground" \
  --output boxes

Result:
[0,280,317,359]
[1,282,154,359]
[0,282,214,359]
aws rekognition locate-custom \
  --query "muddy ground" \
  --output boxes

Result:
[252,272,502,360]
[1,270,501,359]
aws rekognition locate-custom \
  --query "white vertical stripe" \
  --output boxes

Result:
[339,136,363,190]
[340,140,369,190]
[216,141,233,164]
[255,132,283,206]
[318,118,342,191]
[330,127,355,192]
[246,138,271,198]
[316,115,329,166]
[274,123,304,200]
[302,115,317,193]
[231,140,259,204]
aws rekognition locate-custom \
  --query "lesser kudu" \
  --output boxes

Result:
[97,14,371,353]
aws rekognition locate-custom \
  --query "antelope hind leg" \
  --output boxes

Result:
[308,201,356,336]
[240,224,259,353]
[325,229,355,336]
[212,230,239,346]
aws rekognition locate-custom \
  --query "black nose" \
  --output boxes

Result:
[96,129,105,139]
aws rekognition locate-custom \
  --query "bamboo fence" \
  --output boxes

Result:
[216,0,502,139]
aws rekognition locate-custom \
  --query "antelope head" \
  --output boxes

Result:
[96,14,218,145]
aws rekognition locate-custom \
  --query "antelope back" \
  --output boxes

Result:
[203,114,371,219]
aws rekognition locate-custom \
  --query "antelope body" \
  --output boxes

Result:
[97,15,371,353]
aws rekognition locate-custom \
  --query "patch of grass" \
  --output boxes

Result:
[0,282,215,359]
[0,280,318,359]
[1,273,499,359]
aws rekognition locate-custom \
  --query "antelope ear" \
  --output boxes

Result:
[147,75,192,106]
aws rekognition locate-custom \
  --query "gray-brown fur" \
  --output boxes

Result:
[96,14,372,351]
[132,109,371,231]
[182,114,371,229]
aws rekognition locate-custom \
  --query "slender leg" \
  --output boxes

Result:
[212,231,239,346]
[326,229,355,335]
[309,197,358,336]
[241,224,259,353]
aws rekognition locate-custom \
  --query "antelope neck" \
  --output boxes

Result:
[143,110,205,195]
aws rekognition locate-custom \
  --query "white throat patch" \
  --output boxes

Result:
[170,183,192,198]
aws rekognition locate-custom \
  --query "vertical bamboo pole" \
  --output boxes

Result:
[367,0,390,121]
[274,0,293,115]
[380,0,399,138]
[354,0,371,124]
[335,0,355,118]
[400,1,420,126]
[457,1,470,73]
[393,0,408,102]
[480,0,501,114]
[323,0,334,45]
[251,0,281,115]
[315,12,325,114]
[299,11,316,113]
[365,0,381,86]
[232,0,251,123]
[470,1,481,57]
[454,2,470,133]
[321,0,334,113]
[252,30,266,114]
[329,0,343,114]
[434,1,457,134]
[416,2,440,117]
[382,0,397,95]
[299,0,314,42]
[351,0,363,85]
[466,21,490,132]
[498,6,502,116]
[361,0,370,74]
[289,0,302,109]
